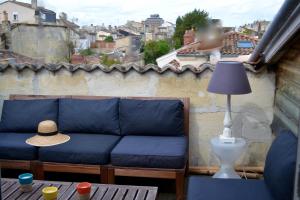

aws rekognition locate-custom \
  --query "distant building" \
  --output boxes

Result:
[157,21,175,39]
[115,35,141,55]
[0,0,56,23]
[96,30,112,41]
[222,27,235,33]
[81,24,105,33]
[125,20,144,33]
[239,20,270,38]
[118,26,140,37]
[145,32,155,42]
[144,15,174,41]
[57,12,82,51]
[144,14,164,34]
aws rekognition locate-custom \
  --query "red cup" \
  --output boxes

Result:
[76,182,91,200]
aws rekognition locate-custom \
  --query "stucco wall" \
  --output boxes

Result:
[11,24,69,63]
[0,68,275,167]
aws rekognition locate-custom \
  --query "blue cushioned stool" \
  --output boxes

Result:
[187,130,297,200]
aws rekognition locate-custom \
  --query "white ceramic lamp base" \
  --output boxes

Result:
[211,137,246,179]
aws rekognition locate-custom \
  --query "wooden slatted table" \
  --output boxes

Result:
[1,178,158,200]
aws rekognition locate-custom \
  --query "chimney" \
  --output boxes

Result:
[2,11,11,33]
[31,0,37,9]
[3,11,8,21]
[183,29,195,45]
[59,12,67,20]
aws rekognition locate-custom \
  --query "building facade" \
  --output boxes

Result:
[144,14,164,34]
[0,0,56,24]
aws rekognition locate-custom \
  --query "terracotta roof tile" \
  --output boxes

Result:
[221,32,258,55]
[0,61,258,74]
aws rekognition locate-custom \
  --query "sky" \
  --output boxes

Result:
[8,0,285,27]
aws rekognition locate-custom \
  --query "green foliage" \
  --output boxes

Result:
[101,55,121,67]
[79,48,94,56]
[104,36,114,42]
[242,28,252,35]
[144,40,171,65]
[173,9,209,49]
[140,41,145,53]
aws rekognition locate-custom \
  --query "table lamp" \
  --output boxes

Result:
[207,61,251,143]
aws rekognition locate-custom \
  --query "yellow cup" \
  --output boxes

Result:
[42,186,58,200]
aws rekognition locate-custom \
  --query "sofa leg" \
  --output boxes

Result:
[30,161,44,180]
[100,166,108,183]
[176,171,185,200]
[185,161,189,177]
[107,168,115,184]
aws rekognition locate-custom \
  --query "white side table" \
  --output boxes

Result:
[210,137,246,179]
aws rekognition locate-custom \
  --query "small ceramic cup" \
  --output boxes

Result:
[18,173,33,192]
[76,182,92,200]
[42,186,58,200]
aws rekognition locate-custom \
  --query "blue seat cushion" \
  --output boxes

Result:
[119,99,184,136]
[39,133,120,165]
[58,98,120,135]
[0,99,58,132]
[187,176,273,200]
[0,133,37,160]
[264,130,297,200]
[111,136,187,169]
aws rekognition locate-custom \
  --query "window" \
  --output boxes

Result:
[237,40,253,48]
[40,13,46,20]
[12,12,18,21]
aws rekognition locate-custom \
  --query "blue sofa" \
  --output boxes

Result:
[187,130,298,200]
[0,95,190,200]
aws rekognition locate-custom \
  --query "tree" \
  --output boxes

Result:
[104,36,114,42]
[144,40,171,65]
[173,9,210,49]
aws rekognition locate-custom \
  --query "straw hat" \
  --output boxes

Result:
[26,120,70,147]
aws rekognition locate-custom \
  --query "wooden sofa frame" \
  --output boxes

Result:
[0,94,190,200]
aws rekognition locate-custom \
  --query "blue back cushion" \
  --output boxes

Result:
[0,99,58,132]
[120,99,184,136]
[264,130,297,200]
[58,98,120,135]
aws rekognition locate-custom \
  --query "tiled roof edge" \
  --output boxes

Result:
[0,62,258,74]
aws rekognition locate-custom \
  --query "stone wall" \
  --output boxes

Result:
[11,24,69,63]
[0,67,275,167]
[272,37,300,135]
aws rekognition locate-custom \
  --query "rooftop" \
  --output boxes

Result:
[0,0,56,14]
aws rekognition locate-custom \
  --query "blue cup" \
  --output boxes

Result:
[18,173,33,192]
[18,173,33,185]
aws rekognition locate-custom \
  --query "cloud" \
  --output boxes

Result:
[4,0,284,26]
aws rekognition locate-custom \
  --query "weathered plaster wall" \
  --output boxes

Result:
[0,68,275,167]
[11,24,69,63]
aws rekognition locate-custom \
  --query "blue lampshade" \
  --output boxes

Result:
[207,61,252,95]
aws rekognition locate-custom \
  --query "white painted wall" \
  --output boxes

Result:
[0,1,35,23]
